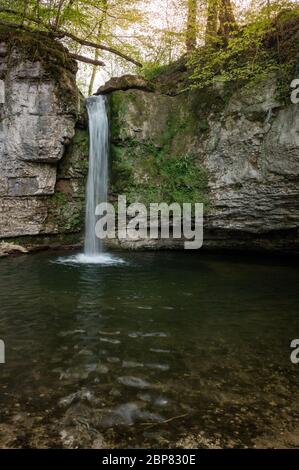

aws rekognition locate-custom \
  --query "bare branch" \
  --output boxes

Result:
[70,53,105,67]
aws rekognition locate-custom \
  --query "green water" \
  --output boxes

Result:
[0,251,298,448]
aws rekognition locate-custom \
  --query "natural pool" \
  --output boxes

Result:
[0,250,298,448]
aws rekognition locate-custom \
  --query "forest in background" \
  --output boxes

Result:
[0,0,298,94]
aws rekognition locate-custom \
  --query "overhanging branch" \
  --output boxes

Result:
[0,8,142,67]
[0,19,106,68]
[60,30,142,66]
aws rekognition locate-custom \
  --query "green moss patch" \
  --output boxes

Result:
[110,140,209,208]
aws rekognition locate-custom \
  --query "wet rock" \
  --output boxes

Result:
[100,402,163,428]
[96,363,109,374]
[77,349,93,357]
[137,393,152,403]
[109,388,122,397]
[107,357,120,364]
[91,434,108,449]
[58,366,92,381]
[101,403,140,427]
[58,388,96,408]
[0,242,28,257]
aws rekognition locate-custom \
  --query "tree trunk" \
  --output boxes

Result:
[88,0,108,95]
[218,0,238,41]
[88,49,101,95]
[205,0,220,45]
[186,0,197,53]
[54,0,66,29]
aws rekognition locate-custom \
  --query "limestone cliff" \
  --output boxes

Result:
[105,73,299,253]
[0,28,88,245]
[1,27,298,254]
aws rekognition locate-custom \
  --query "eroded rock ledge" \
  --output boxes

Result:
[95,74,154,95]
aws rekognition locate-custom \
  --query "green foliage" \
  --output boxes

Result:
[189,3,299,96]
[111,140,209,208]
[141,62,168,80]
[0,0,144,73]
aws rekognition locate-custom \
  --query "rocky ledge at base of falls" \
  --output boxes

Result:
[0,26,298,254]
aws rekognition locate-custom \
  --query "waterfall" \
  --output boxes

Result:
[84,95,108,257]
[57,95,124,265]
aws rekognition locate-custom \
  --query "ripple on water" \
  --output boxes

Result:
[99,337,121,345]
[98,330,121,336]
[146,363,170,371]
[122,360,144,368]
[58,329,86,337]
[150,348,171,354]
[128,331,168,338]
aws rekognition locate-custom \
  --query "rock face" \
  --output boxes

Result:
[96,74,153,95]
[108,76,299,253]
[1,28,298,254]
[0,29,88,243]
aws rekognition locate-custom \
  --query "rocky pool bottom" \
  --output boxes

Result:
[0,251,298,449]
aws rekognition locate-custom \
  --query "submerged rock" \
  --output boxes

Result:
[100,402,163,428]
[117,376,152,389]
[58,388,96,408]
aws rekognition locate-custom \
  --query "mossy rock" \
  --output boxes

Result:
[110,138,209,209]
[47,191,84,233]
[0,26,78,112]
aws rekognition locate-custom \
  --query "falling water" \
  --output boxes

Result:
[62,95,123,265]
[84,95,108,256]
